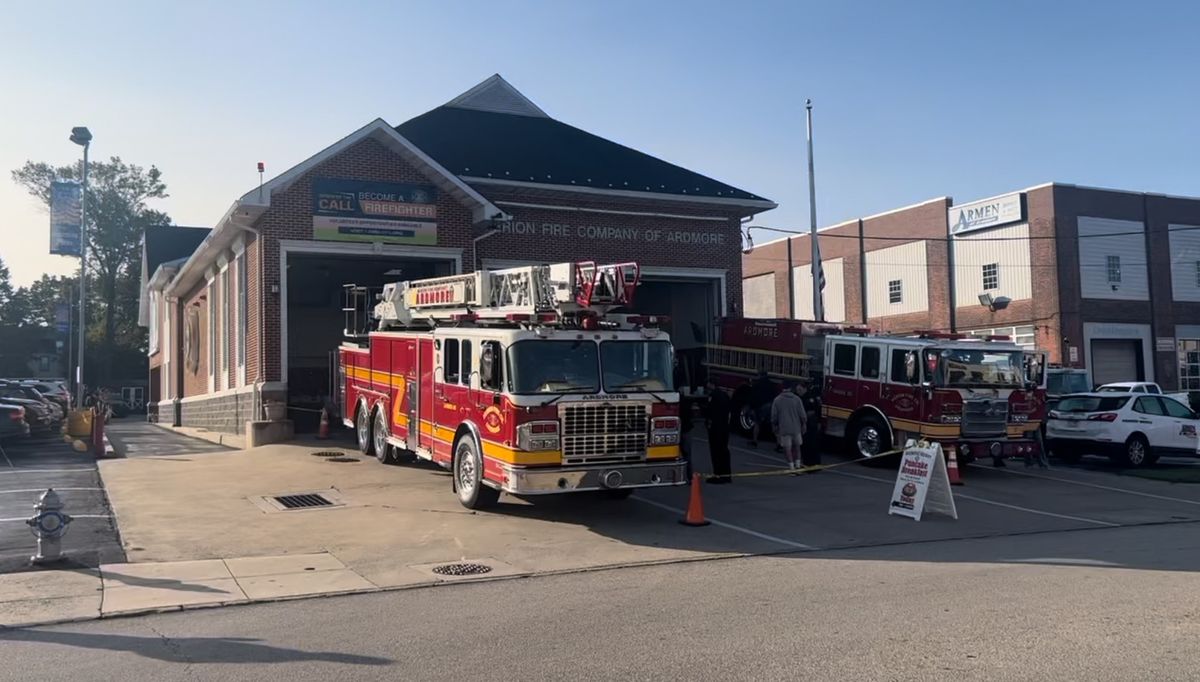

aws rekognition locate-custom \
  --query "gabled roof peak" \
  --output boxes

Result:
[444,74,549,118]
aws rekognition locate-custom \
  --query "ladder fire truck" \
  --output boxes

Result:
[705,318,1048,467]
[338,261,686,509]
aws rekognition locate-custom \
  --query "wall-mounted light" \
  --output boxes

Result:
[978,292,1011,312]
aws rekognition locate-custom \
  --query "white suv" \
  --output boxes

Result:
[1046,393,1200,467]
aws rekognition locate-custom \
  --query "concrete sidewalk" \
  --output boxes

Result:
[105,421,234,458]
[0,552,393,628]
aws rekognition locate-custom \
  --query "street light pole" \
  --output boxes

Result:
[70,126,91,408]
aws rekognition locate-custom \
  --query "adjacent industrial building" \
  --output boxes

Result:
[743,183,1200,391]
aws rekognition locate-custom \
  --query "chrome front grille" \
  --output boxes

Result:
[560,403,649,465]
[961,399,1008,437]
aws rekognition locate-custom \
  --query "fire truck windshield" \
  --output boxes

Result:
[938,348,1026,388]
[600,340,674,393]
[508,340,600,394]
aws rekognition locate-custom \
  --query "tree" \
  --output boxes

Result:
[0,256,13,319]
[11,157,170,383]
[5,275,76,328]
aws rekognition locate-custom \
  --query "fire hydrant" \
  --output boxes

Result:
[26,488,73,565]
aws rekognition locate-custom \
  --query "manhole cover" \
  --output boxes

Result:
[326,456,360,463]
[431,562,493,577]
[311,451,344,458]
[273,493,334,509]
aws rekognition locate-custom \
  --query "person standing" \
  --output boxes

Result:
[771,381,808,471]
[746,370,777,447]
[704,379,733,484]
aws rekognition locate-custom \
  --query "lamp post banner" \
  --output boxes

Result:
[50,181,82,256]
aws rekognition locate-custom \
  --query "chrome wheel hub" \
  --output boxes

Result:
[857,426,881,457]
[457,444,476,493]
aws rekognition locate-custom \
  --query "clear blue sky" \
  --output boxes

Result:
[2,1,1197,285]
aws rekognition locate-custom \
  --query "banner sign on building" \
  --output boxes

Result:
[888,442,958,522]
[312,178,438,245]
[49,181,82,256]
[948,192,1024,236]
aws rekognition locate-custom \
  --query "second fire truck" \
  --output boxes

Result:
[339,261,686,509]
[705,318,1048,465]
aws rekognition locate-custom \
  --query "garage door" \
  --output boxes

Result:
[1090,339,1142,386]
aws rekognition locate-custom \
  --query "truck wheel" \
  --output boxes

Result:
[1116,434,1152,468]
[355,401,375,457]
[454,436,499,509]
[849,416,890,460]
[373,408,394,464]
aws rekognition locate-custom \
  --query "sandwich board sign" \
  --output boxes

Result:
[888,441,958,521]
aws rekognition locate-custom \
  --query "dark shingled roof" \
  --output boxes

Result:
[144,225,210,275]
[395,106,768,204]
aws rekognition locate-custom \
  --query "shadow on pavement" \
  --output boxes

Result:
[0,629,392,665]
[100,571,230,594]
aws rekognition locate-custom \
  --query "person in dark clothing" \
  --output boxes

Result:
[747,371,777,447]
[679,393,695,480]
[704,379,733,484]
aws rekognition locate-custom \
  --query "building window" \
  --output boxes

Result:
[221,267,231,375]
[1180,340,1200,391]
[1195,261,1200,289]
[38,357,50,372]
[982,263,999,291]
[888,279,902,304]
[237,255,247,374]
[1106,255,1122,283]
[148,293,159,354]
[207,282,216,386]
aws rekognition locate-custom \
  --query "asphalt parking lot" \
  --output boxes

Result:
[0,435,125,574]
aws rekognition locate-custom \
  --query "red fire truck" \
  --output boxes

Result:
[705,318,1048,464]
[338,261,686,509]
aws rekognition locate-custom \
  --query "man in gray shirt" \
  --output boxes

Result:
[771,381,808,471]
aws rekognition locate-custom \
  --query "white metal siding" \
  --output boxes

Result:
[1077,217,1148,301]
[792,258,845,322]
[1169,224,1200,302]
[742,273,776,318]
[953,223,1032,307]
[866,241,928,316]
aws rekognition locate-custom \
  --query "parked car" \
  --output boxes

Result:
[0,383,63,422]
[22,380,70,413]
[1097,382,1190,407]
[0,387,55,435]
[1046,392,1200,467]
[0,404,30,441]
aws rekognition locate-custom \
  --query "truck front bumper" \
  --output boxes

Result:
[499,460,688,495]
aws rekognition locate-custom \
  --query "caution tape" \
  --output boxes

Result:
[703,447,906,480]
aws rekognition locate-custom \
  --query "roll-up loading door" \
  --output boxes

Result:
[1090,339,1143,386]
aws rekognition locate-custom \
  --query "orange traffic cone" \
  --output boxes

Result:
[317,408,330,440]
[679,473,711,527]
[947,446,964,486]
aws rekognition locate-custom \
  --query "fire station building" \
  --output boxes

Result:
[141,75,774,442]
[743,183,1200,391]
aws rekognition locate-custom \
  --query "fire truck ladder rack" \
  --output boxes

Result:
[704,344,811,382]
[372,261,642,329]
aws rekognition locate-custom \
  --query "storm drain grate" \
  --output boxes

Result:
[310,451,344,458]
[326,456,360,463]
[273,493,334,510]
[431,562,493,577]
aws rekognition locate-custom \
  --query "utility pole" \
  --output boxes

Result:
[70,126,91,407]
[806,100,824,322]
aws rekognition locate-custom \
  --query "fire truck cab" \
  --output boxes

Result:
[339,261,686,509]
[823,331,1047,462]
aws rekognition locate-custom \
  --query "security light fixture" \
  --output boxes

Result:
[69,126,92,146]
[978,292,1011,312]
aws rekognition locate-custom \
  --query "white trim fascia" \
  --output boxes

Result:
[444,74,550,118]
[461,176,777,212]
[493,200,730,223]
[278,240,463,380]
[232,234,246,256]
[217,254,229,269]
[750,218,860,249]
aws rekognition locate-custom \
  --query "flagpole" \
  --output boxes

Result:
[806,99,824,322]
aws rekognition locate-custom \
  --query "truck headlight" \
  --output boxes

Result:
[650,416,680,445]
[516,421,559,452]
